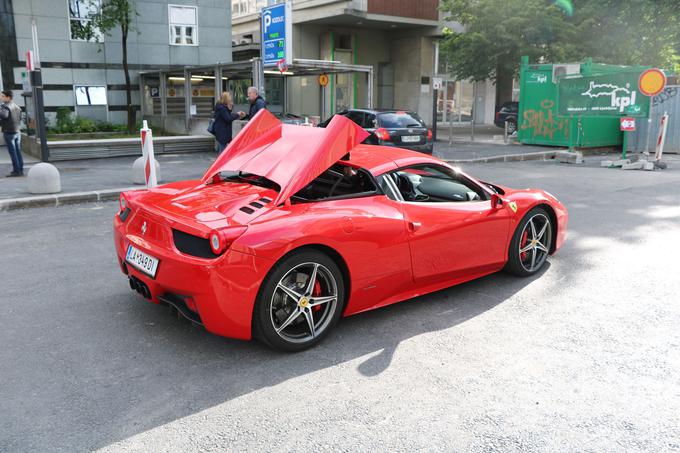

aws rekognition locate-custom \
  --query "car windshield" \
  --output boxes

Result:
[377,112,425,128]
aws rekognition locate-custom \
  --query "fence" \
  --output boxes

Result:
[628,86,680,154]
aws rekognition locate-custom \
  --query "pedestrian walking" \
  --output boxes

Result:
[212,91,244,153]
[239,86,266,120]
[0,90,24,177]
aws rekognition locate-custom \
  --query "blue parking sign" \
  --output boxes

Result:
[261,2,292,67]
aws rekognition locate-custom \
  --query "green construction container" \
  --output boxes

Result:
[517,56,650,148]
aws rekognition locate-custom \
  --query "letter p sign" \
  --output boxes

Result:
[263,11,271,33]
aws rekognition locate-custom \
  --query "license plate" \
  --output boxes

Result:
[125,245,159,278]
[401,135,421,143]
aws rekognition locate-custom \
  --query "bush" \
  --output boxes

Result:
[48,109,130,135]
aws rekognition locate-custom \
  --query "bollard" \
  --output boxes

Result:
[140,120,158,188]
[27,162,61,194]
[504,120,509,144]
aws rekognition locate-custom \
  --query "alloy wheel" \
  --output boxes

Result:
[518,213,552,273]
[270,262,338,344]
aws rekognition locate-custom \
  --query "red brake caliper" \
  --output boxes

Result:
[312,280,322,312]
[520,229,529,261]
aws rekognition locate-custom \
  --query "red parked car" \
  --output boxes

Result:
[114,110,567,351]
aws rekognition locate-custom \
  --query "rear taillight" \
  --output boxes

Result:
[375,128,391,141]
[427,129,433,141]
[496,111,500,121]
[209,226,247,256]
[119,193,131,221]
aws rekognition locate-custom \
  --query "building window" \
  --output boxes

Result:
[232,0,283,18]
[169,5,198,45]
[74,86,107,105]
[69,0,102,41]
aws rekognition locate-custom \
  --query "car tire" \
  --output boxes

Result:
[506,119,517,134]
[504,207,553,277]
[253,250,345,352]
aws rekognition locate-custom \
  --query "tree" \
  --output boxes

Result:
[71,0,138,133]
[440,0,680,105]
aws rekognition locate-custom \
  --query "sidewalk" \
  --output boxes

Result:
[0,152,217,209]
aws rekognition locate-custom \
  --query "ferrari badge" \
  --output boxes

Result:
[509,201,518,213]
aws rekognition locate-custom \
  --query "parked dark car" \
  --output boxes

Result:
[319,109,433,154]
[494,101,519,134]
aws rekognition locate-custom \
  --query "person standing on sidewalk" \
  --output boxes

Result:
[0,90,24,177]
[239,87,266,120]
[213,91,244,153]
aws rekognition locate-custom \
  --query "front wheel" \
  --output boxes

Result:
[253,250,345,352]
[504,207,553,277]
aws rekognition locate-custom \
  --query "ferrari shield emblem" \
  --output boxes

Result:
[509,201,518,213]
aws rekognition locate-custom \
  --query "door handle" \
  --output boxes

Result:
[408,221,422,231]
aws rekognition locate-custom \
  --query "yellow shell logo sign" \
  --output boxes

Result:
[509,201,518,213]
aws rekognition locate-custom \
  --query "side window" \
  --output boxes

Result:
[364,113,377,129]
[346,111,365,127]
[377,174,401,201]
[389,164,488,203]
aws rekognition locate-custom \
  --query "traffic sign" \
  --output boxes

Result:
[318,73,329,87]
[261,2,292,67]
[638,68,666,97]
[620,117,636,132]
[432,77,443,90]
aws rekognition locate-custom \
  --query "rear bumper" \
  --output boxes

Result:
[379,141,433,154]
[113,214,273,340]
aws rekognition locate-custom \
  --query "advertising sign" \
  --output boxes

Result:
[558,72,650,117]
[261,2,292,67]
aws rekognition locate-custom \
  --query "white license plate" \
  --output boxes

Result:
[401,135,421,143]
[125,245,159,278]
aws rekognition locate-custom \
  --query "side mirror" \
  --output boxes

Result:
[491,194,502,209]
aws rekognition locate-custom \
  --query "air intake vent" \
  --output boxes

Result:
[259,197,272,204]
[239,206,255,214]
[249,201,264,209]
[172,229,219,259]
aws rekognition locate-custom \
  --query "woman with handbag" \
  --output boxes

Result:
[211,91,244,153]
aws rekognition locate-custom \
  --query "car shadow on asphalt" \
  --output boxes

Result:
[79,263,549,450]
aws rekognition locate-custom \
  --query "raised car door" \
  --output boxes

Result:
[386,164,511,283]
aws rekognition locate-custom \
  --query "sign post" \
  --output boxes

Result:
[619,117,636,159]
[637,68,667,156]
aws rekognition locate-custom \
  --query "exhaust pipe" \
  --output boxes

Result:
[129,276,152,299]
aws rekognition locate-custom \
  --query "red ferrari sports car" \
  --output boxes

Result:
[114,110,567,351]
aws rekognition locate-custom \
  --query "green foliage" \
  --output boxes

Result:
[440,0,680,82]
[48,109,129,135]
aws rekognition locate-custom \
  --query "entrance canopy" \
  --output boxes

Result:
[139,57,373,133]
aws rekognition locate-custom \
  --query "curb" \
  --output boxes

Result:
[0,186,139,212]
[443,149,571,164]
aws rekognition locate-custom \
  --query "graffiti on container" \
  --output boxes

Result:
[521,99,570,139]
[652,86,678,107]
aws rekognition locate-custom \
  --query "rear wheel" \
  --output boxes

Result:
[253,250,345,352]
[504,207,553,277]
[506,118,517,134]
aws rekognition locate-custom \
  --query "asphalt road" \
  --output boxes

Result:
[2,158,679,452]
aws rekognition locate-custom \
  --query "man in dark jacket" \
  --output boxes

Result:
[241,87,266,120]
[0,90,24,177]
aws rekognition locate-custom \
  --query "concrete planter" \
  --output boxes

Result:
[21,133,215,161]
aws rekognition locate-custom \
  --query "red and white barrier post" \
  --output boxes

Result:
[654,112,669,162]
[140,120,158,188]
